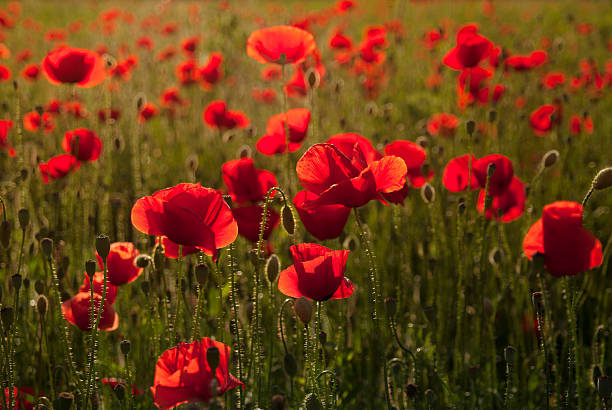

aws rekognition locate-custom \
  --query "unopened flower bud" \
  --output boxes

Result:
[11,274,21,293]
[85,259,97,276]
[283,353,298,377]
[266,254,280,283]
[95,234,110,260]
[113,383,126,401]
[1,306,14,332]
[135,254,150,268]
[425,389,435,404]
[592,167,612,191]
[342,235,359,252]
[405,383,419,399]
[504,345,515,363]
[37,295,48,316]
[488,247,504,266]
[416,135,429,148]
[281,205,295,235]
[271,394,287,410]
[384,297,397,317]
[598,375,612,398]
[542,150,559,168]
[120,339,131,355]
[304,393,323,410]
[294,296,313,325]
[466,120,476,135]
[306,68,320,90]
[195,263,208,287]
[17,208,29,230]
[488,110,497,123]
[207,346,220,371]
[53,392,74,410]
[420,183,435,204]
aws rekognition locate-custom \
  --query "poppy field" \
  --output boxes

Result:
[1,0,612,408]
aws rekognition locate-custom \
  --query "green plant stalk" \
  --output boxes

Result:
[228,242,244,409]
[535,308,550,410]
[125,352,133,410]
[171,245,183,345]
[353,208,381,327]
[87,257,109,408]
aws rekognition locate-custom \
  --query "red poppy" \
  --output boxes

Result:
[199,52,223,88]
[256,108,311,155]
[252,88,277,104]
[45,98,62,115]
[442,154,479,192]
[97,108,120,122]
[62,292,119,331]
[64,100,88,119]
[136,35,154,51]
[427,113,460,137]
[476,176,525,222]
[232,205,280,243]
[523,201,602,277]
[2,387,35,410]
[15,49,32,63]
[151,337,243,409]
[222,158,277,204]
[529,104,559,136]
[80,272,118,305]
[131,183,238,257]
[384,140,432,188]
[159,86,188,108]
[293,191,351,241]
[102,378,143,396]
[329,31,352,50]
[505,50,547,71]
[0,64,9,81]
[472,154,514,197]
[95,242,143,286]
[327,133,382,165]
[62,128,102,162]
[202,100,249,130]
[0,119,15,156]
[20,64,39,81]
[569,114,593,135]
[284,66,308,98]
[139,102,158,123]
[157,236,200,259]
[247,25,316,65]
[278,243,353,301]
[443,24,493,70]
[180,36,200,56]
[261,64,282,81]
[542,71,565,89]
[174,59,198,85]
[156,45,177,62]
[42,46,105,87]
[39,154,79,183]
[296,143,407,208]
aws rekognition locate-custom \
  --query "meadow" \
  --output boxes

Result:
[0,0,611,408]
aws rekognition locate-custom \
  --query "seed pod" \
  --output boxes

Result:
[415,135,429,148]
[283,353,298,377]
[35,279,45,295]
[294,297,313,325]
[420,183,435,204]
[281,205,295,235]
[207,346,220,371]
[592,167,612,191]
[11,274,21,293]
[17,208,29,230]
[95,234,110,260]
[306,68,320,90]
[266,254,280,283]
[195,263,209,287]
[466,120,476,135]
[113,383,126,401]
[304,393,323,410]
[120,339,131,355]
[135,254,151,268]
[488,247,504,266]
[1,306,14,332]
[542,150,559,168]
[504,345,515,363]
[53,392,74,410]
[342,235,359,252]
[37,295,48,317]
[405,383,419,399]
[85,259,97,276]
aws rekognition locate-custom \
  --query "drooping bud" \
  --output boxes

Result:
[95,234,110,260]
[425,389,435,404]
[266,254,281,283]
[542,150,559,168]
[281,205,295,235]
[37,295,48,317]
[405,383,419,399]
[420,183,435,204]
[592,167,612,191]
[294,296,313,325]
[17,208,29,230]
[283,353,298,377]
[207,346,220,371]
[113,383,126,401]
[135,254,151,268]
[306,68,320,90]
[415,135,429,148]
[195,263,209,287]
[342,235,359,252]
[120,339,131,355]
[488,247,504,266]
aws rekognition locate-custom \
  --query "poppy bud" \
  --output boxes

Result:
[266,254,280,283]
[592,365,603,388]
[17,208,29,230]
[532,291,544,314]
[333,78,344,94]
[592,167,612,191]
[271,394,287,410]
[195,263,208,287]
[85,259,96,276]
[306,68,320,90]
[598,375,612,399]
[185,154,199,174]
[488,247,504,266]
[96,234,110,260]
[207,346,220,371]
[415,135,429,148]
[466,120,475,136]
[384,297,397,318]
[1,306,14,332]
[35,105,44,116]
[12,80,18,90]
[11,273,21,293]
[304,393,323,410]
[488,110,497,123]
[420,183,435,204]
[504,345,515,363]
[113,383,126,401]
[120,339,131,355]
[487,162,496,178]
[405,383,419,399]
[103,54,117,69]
[425,389,435,404]
[35,279,45,295]
[458,201,466,215]
[135,254,151,268]
[294,296,313,325]
[1,220,12,248]
[154,246,164,269]
[53,392,74,410]
[238,145,252,159]
[37,295,48,317]
[542,150,559,168]
[283,353,298,377]
[281,205,295,235]
[319,330,327,345]
[342,235,359,252]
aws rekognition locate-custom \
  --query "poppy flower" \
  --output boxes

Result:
[284,66,308,98]
[261,64,281,81]
[80,272,118,305]
[296,143,407,208]
[222,158,277,204]
[131,183,238,258]
[523,201,602,277]
[256,108,311,155]
[156,45,177,62]
[569,114,593,135]
[97,108,120,122]
[174,59,198,86]
[0,119,15,156]
[102,378,143,396]
[384,140,432,188]
[151,337,243,409]
[252,87,277,104]
[45,98,62,115]
[472,154,514,197]
[15,49,31,63]
[0,64,10,81]
[247,26,316,65]
[476,176,525,222]
[442,154,479,192]
[62,128,102,162]
[20,64,39,81]
[202,100,249,130]
[95,242,143,286]
[136,35,154,51]
[180,36,200,56]
[542,71,565,89]
[278,243,353,301]
[62,292,119,331]
[64,100,88,119]
[443,25,493,70]
[427,113,460,137]
[42,46,105,87]
[504,50,547,71]
[158,236,200,259]
[327,133,382,165]
[138,102,158,123]
[24,111,53,133]
[39,154,79,183]
[529,104,559,136]
[199,52,223,88]
[232,205,280,243]
[293,191,351,241]
[2,387,35,410]
[329,31,352,50]
[159,86,188,108]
